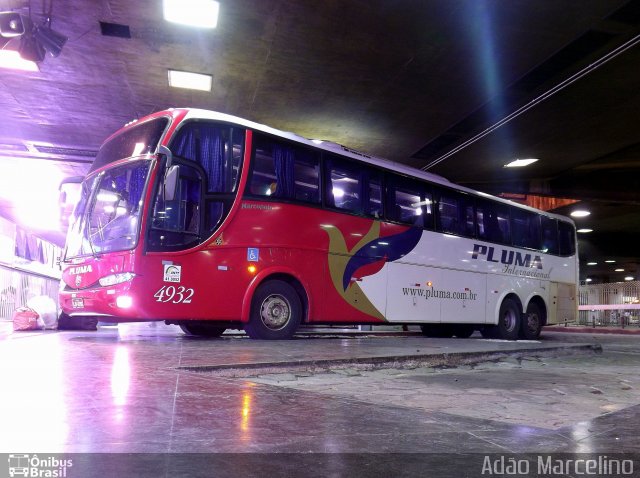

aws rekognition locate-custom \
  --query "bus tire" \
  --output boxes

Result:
[453,324,475,338]
[484,298,521,340]
[245,280,302,340]
[520,302,543,340]
[179,323,226,337]
[420,324,454,338]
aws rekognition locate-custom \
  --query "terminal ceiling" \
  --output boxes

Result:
[0,0,639,282]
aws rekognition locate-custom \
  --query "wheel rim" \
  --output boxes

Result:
[259,294,291,330]
[503,308,517,333]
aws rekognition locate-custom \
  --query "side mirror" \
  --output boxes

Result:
[164,165,180,201]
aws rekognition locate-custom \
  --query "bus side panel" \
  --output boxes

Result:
[547,282,577,325]
[385,263,442,322]
[220,201,398,324]
[439,269,486,324]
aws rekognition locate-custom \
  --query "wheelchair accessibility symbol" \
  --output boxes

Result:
[247,248,259,262]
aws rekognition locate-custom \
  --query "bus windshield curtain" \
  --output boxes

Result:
[172,124,226,193]
[113,168,146,214]
[273,146,295,198]
[129,167,146,212]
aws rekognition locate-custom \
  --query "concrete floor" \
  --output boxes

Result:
[1,322,639,477]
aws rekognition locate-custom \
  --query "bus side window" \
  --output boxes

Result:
[511,209,541,249]
[386,176,432,228]
[170,122,242,193]
[558,221,576,256]
[477,200,510,245]
[248,134,320,204]
[541,216,559,254]
[436,189,473,237]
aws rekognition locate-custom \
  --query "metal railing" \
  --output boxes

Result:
[578,280,640,328]
[0,264,60,321]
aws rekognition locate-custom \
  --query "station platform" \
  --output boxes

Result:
[1,321,639,477]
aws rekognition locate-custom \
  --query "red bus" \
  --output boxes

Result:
[59,109,577,340]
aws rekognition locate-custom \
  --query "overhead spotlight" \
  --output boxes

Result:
[33,23,67,57]
[0,11,25,37]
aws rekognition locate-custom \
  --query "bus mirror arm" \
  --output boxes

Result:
[158,145,178,201]
[164,165,180,201]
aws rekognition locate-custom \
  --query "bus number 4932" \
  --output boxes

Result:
[154,286,194,304]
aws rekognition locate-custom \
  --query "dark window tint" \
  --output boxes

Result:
[540,216,559,254]
[558,221,576,256]
[386,176,433,228]
[476,200,511,244]
[149,162,202,250]
[170,122,243,193]
[248,134,320,204]
[511,209,541,249]
[91,118,169,173]
[325,154,382,218]
[436,189,474,237]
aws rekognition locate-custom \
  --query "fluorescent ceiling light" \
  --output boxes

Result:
[605,260,615,263]
[163,0,219,28]
[570,210,590,218]
[585,278,592,282]
[615,268,624,272]
[0,49,38,71]
[587,262,597,266]
[576,228,593,233]
[625,276,634,281]
[504,158,538,168]
[168,70,212,91]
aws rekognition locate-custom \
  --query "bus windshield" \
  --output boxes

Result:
[65,160,151,258]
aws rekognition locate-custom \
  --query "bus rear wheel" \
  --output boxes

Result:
[520,302,543,340]
[483,298,521,340]
[179,323,226,337]
[245,280,302,340]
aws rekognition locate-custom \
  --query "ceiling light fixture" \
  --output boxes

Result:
[576,228,593,233]
[570,210,591,218]
[0,11,25,37]
[605,260,615,263]
[168,69,212,91]
[624,276,634,281]
[163,0,220,28]
[504,158,539,168]
[0,11,66,69]
[615,268,624,272]
[587,262,597,266]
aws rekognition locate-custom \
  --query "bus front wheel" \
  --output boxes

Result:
[483,298,521,340]
[245,280,302,340]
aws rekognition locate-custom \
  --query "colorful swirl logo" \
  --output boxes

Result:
[323,222,422,319]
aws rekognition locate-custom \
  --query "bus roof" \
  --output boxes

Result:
[121,108,573,224]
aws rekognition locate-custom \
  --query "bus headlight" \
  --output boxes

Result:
[99,272,135,287]
[116,296,133,308]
